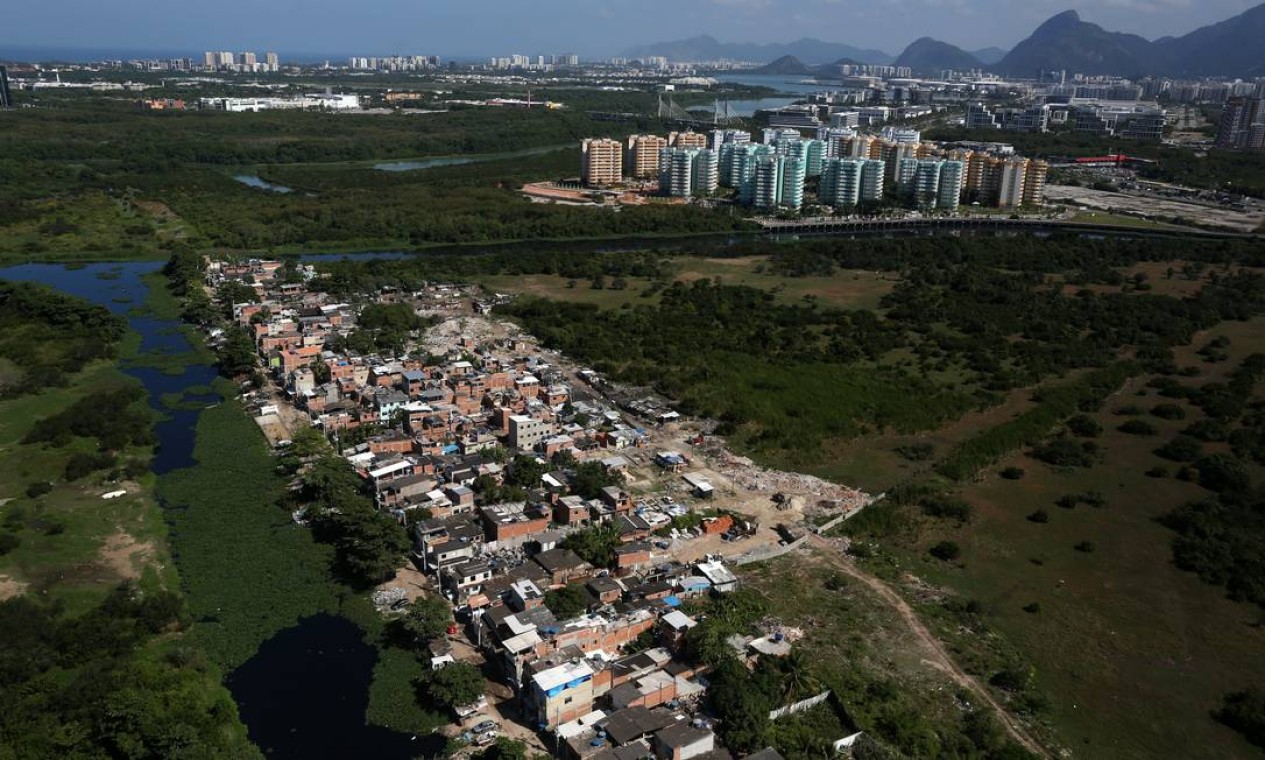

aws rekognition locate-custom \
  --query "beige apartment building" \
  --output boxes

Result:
[581,138,623,186]
[626,134,669,178]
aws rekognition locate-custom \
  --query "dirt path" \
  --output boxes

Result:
[806,535,1050,759]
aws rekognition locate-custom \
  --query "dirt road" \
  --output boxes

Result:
[806,535,1050,759]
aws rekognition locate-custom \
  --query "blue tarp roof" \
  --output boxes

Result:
[664,595,682,607]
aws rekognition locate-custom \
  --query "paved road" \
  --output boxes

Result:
[804,535,1051,759]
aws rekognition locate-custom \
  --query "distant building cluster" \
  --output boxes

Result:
[198,92,360,112]
[348,55,441,72]
[487,54,580,71]
[581,125,1046,212]
[202,50,280,73]
[965,100,1165,140]
[1216,97,1265,151]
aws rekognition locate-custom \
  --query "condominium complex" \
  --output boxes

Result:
[580,138,623,186]
[577,125,1046,210]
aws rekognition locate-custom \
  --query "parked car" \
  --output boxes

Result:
[473,731,498,747]
[472,720,498,735]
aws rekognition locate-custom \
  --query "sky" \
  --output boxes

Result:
[1,0,1259,59]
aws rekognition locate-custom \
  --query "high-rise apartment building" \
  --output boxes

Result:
[912,160,943,208]
[627,134,669,179]
[669,131,707,149]
[896,157,920,195]
[937,160,965,210]
[1021,160,1049,205]
[203,51,217,68]
[786,139,825,178]
[580,138,623,186]
[752,155,784,209]
[660,148,719,198]
[821,158,863,209]
[1217,97,1264,149]
[859,159,885,202]
[998,159,1029,208]
[266,52,280,71]
[240,52,257,67]
[709,129,751,151]
[780,157,806,210]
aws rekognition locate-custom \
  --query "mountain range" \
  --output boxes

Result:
[627,3,1265,77]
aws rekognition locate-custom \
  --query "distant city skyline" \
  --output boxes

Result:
[1,0,1260,61]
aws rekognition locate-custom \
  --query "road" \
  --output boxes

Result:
[804,534,1051,759]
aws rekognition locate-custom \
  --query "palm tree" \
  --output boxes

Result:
[781,649,822,705]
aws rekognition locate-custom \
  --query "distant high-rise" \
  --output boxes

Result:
[580,138,623,186]
[239,52,257,67]
[266,52,280,71]
[203,51,216,68]
[1217,97,1264,150]
[821,158,864,209]
[0,66,12,108]
[709,128,750,151]
[859,159,885,202]
[780,157,806,210]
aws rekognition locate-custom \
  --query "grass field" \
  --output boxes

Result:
[884,315,1265,759]
[0,361,172,614]
[478,256,897,312]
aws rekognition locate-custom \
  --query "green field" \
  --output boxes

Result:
[878,317,1265,758]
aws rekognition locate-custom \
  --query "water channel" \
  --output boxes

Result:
[0,261,427,759]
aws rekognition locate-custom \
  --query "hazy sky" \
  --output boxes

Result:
[2,0,1258,58]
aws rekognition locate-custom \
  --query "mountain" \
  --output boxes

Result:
[893,37,982,73]
[994,10,1161,77]
[1157,3,1265,77]
[751,55,815,76]
[623,35,892,65]
[971,47,1008,65]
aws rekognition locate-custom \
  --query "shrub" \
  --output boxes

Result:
[1066,414,1103,438]
[1022,602,1041,614]
[0,533,20,555]
[999,466,1025,480]
[1074,541,1096,553]
[920,495,973,522]
[1145,466,1169,478]
[1215,688,1265,749]
[25,481,53,498]
[929,541,961,561]
[895,442,935,462]
[1118,419,1158,436]
[1151,403,1187,420]
[1030,436,1097,468]
[1154,435,1203,462]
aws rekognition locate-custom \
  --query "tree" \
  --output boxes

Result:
[323,501,411,586]
[416,661,484,709]
[544,584,591,619]
[561,524,621,568]
[401,596,452,646]
[780,649,822,705]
